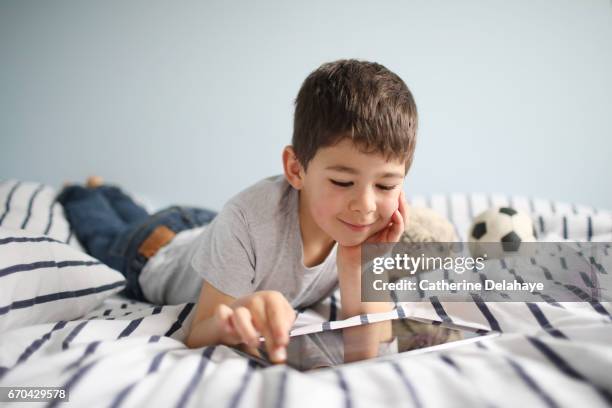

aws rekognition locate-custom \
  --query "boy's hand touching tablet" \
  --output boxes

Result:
[186,282,295,364]
[215,291,296,363]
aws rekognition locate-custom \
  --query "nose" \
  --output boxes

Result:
[349,186,377,216]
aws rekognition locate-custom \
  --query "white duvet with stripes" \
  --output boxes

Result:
[1,185,612,407]
[1,293,611,407]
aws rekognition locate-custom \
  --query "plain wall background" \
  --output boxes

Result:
[1,0,611,211]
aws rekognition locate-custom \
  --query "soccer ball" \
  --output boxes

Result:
[468,207,537,259]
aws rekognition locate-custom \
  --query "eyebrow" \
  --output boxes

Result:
[325,165,404,179]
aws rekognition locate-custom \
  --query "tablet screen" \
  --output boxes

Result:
[231,318,497,371]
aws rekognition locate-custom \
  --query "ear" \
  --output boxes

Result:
[282,145,305,190]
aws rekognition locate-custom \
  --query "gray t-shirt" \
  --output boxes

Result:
[139,175,339,308]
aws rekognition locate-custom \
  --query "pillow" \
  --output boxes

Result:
[0,227,126,331]
[0,179,84,251]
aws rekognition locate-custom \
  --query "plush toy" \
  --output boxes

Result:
[400,205,458,244]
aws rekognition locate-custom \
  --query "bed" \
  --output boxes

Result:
[1,179,611,407]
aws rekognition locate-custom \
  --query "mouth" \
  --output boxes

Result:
[338,218,376,232]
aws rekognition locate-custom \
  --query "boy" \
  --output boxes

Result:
[59,59,417,364]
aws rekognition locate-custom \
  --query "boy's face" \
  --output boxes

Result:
[300,138,406,247]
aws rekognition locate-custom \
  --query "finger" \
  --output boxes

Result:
[266,304,289,363]
[265,294,292,347]
[389,210,404,241]
[232,306,260,348]
[248,297,275,348]
[395,208,405,234]
[399,190,409,225]
[260,296,291,363]
[215,304,234,333]
[215,304,239,343]
[214,303,233,325]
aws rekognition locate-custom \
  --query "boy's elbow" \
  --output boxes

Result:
[185,335,196,349]
[184,314,220,349]
[184,330,197,349]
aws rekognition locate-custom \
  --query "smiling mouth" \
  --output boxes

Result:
[339,218,376,230]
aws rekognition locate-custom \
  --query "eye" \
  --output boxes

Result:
[330,179,353,188]
[376,184,396,191]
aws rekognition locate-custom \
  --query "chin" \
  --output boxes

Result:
[321,222,373,247]
[334,233,367,247]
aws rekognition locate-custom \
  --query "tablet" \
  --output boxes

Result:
[230,318,499,371]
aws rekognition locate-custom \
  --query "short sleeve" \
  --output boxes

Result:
[190,202,256,298]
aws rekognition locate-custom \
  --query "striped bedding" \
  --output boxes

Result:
[0,180,82,250]
[1,180,611,407]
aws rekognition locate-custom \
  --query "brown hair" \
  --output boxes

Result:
[292,59,418,174]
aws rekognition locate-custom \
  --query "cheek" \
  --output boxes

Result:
[377,195,399,220]
[309,189,344,223]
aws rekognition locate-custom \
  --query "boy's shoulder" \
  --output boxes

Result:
[225,174,296,226]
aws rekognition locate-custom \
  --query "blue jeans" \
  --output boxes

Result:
[57,185,217,302]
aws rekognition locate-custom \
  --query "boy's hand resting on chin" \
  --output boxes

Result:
[213,291,296,363]
[336,190,408,320]
[337,190,409,269]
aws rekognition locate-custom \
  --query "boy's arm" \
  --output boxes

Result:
[336,191,408,321]
[185,196,295,361]
[337,256,394,319]
[337,259,393,345]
